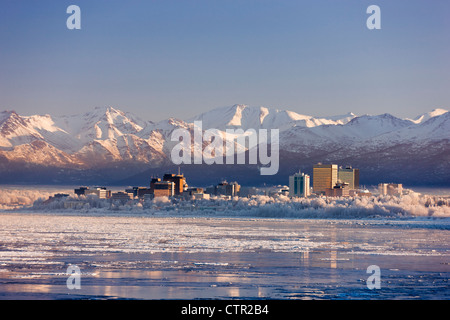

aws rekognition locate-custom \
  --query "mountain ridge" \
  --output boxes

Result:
[0,104,449,186]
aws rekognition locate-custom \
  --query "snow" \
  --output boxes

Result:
[186,104,347,131]
[0,212,448,299]
[0,187,73,210]
[408,108,449,124]
[320,112,356,124]
[0,213,448,257]
[280,110,450,151]
[2,186,449,221]
[0,184,449,299]
[1,105,449,167]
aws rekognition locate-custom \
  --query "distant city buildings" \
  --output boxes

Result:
[310,163,364,197]
[349,189,372,197]
[125,187,152,198]
[325,181,350,197]
[338,166,360,190]
[183,187,210,200]
[289,171,310,197]
[74,187,89,196]
[379,183,403,196]
[111,191,133,204]
[43,193,69,205]
[149,177,161,195]
[153,181,175,198]
[313,163,338,194]
[206,181,241,197]
[72,171,211,202]
[162,173,187,196]
[65,164,404,207]
[75,186,111,199]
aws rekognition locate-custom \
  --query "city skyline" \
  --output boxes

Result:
[1,1,449,121]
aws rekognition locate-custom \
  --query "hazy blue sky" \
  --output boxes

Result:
[0,0,449,121]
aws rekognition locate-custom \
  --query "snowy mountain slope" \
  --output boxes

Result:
[0,111,45,148]
[407,108,448,124]
[279,113,415,150]
[1,110,81,153]
[0,107,160,167]
[370,111,450,144]
[54,106,147,144]
[0,140,84,167]
[0,105,448,185]
[320,112,356,125]
[186,104,352,131]
[24,114,82,153]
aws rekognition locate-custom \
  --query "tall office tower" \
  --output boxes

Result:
[150,177,161,194]
[289,171,310,197]
[163,173,187,195]
[153,181,175,198]
[338,166,360,190]
[313,163,338,194]
[354,168,360,190]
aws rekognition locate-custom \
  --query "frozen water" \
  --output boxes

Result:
[0,213,448,299]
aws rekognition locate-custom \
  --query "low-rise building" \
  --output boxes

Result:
[43,193,70,205]
[325,182,350,197]
[85,187,111,199]
[125,187,153,198]
[192,193,210,200]
[349,189,372,197]
[183,187,205,199]
[74,187,89,196]
[379,183,403,196]
[110,191,133,204]
[207,181,240,197]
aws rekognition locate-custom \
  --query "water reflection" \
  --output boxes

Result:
[1,216,449,299]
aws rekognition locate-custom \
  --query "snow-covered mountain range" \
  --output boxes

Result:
[0,104,448,186]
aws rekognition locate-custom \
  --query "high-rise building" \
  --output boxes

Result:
[289,171,310,197]
[338,166,360,190]
[313,163,338,194]
[163,173,187,195]
[150,178,161,194]
[153,181,175,198]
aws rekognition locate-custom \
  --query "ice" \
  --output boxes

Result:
[0,212,450,299]
[0,213,449,299]
[1,186,449,299]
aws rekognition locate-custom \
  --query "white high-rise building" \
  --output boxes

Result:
[289,171,311,197]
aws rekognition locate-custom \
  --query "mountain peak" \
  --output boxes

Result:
[318,112,356,124]
[0,110,19,120]
[90,106,125,118]
[409,108,448,124]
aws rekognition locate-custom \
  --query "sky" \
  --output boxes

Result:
[0,0,449,121]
